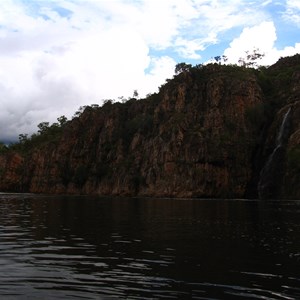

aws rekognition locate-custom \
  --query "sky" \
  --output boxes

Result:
[0,0,300,142]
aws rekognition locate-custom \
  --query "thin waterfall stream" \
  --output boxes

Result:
[258,107,292,199]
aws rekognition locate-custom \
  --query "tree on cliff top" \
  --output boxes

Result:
[0,142,8,153]
[238,48,265,68]
[175,62,192,74]
[211,48,265,68]
[37,122,50,134]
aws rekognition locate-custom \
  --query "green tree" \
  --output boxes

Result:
[133,90,139,98]
[0,142,8,153]
[37,122,50,134]
[90,104,99,109]
[103,99,114,106]
[175,62,192,74]
[213,55,228,64]
[18,133,28,143]
[57,115,68,127]
[118,96,127,103]
[238,48,265,68]
[72,106,88,119]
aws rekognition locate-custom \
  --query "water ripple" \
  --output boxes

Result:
[0,195,299,299]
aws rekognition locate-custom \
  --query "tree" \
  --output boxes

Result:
[103,99,113,106]
[238,48,265,68]
[133,90,139,98]
[37,122,50,134]
[0,142,8,153]
[57,115,68,127]
[195,63,204,69]
[118,96,127,103]
[91,104,99,109]
[214,56,221,63]
[175,62,192,74]
[212,55,228,65]
[18,133,28,143]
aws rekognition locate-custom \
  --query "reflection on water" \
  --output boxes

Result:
[0,194,299,299]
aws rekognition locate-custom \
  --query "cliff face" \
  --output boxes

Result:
[0,152,23,192]
[1,55,300,199]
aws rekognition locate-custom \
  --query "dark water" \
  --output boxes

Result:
[0,194,299,299]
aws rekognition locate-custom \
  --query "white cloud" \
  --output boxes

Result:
[166,0,268,59]
[223,21,277,64]
[143,56,177,94]
[0,0,178,141]
[175,33,218,59]
[261,0,273,6]
[223,21,300,66]
[284,0,300,26]
[0,0,299,141]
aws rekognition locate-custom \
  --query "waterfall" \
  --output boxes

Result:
[276,107,292,146]
[258,107,292,199]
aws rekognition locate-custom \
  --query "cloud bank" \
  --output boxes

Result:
[0,0,299,141]
[223,21,300,65]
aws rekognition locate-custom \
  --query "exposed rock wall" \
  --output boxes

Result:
[0,56,299,199]
[0,152,23,192]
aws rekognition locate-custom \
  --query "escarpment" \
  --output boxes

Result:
[1,55,300,199]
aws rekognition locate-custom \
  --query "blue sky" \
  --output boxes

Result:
[0,0,300,141]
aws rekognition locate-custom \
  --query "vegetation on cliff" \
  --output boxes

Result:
[0,54,300,199]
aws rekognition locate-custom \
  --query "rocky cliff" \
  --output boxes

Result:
[1,55,300,199]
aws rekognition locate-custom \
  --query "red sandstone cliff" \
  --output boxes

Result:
[1,56,299,199]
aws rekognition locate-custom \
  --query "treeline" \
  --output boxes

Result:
[3,51,300,155]
[8,115,69,153]
[4,98,142,154]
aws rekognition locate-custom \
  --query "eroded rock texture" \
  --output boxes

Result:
[1,55,300,199]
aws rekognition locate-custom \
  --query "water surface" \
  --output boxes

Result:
[0,194,299,299]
